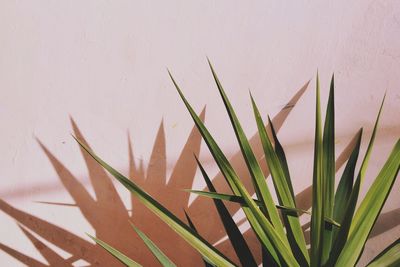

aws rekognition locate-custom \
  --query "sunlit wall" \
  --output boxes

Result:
[0,1,399,266]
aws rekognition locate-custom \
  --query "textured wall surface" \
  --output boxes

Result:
[0,1,399,266]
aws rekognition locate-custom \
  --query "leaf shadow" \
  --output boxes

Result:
[1,80,398,266]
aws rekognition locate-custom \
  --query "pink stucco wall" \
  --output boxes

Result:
[0,1,399,266]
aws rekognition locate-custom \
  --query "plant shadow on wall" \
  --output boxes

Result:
[0,80,309,266]
[0,70,399,266]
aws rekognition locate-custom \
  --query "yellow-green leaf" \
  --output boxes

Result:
[321,75,335,263]
[75,137,236,267]
[310,74,324,267]
[87,234,142,267]
[335,140,400,266]
[367,238,400,267]
[130,223,176,267]
[251,95,309,266]
[169,70,298,266]
[195,157,257,267]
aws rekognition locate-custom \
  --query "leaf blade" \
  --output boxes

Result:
[75,137,237,267]
[169,70,298,266]
[251,96,309,266]
[195,157,257,267]
[268,117,295,200]
[183,211,214,267]
[335,140,400,266]
[207,60,287,243]
[188,190,340,227]
[87,234,142,267]
[321,75,335,263]
[310,74,324,267]
[328,95,386,265]
[130,223,177,267]
[367,238,400,267]
[332,128,363,242]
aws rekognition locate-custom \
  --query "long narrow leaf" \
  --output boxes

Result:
[207,62,285,265]
[183,211,214,267]
[87,234,142,267]
[310,74,324,267]
[268,116,295,200]
[74,137,236,267]
[367,238,400,267]
[207,60,287,245]
[321,75,335,263]
[195,157,257,267]
[328,95,385,265]
[335,140,400,266]
[251,95,309,266]
[188,190,340,227]
[130,223,176,267]
[169,71,298,266]
[212,162,299,266]
[332,128,363,241]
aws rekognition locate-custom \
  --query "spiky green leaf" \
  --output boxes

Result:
[130,223,176,267]
[75,137,236,267]
[188,190,340,227]
[367,238,400,267]
[328,95,385,265]
[87,234,142,267]
[195,157,257,267]
[169,70,298,266]
[335,140,400,266]
[268,116,295,200]
[183,211,214,267]
[251,95,309,266]
[332,128,362,241]
[321,75,335,263]
[310,74,324,267]
[208,60,286,242]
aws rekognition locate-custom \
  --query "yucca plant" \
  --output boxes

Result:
[75,62,400,267]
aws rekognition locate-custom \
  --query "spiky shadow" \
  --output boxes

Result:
[1,81,398,266]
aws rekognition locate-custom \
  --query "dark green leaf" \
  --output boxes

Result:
[310,74,324,267]
[335,140,400,266]
[207,60,287,242]
[188,190,340,227]
[183,211,214,267]
[321,75,335,263]
[251,95,309,266]
[328,95,385,265]
[268,116,295,200]
[332,128,362,242]
[169,70,298,266]
[195,157,257,267]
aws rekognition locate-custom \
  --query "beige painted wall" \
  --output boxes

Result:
[0,0,399,266]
